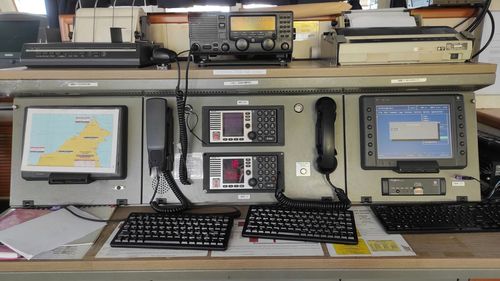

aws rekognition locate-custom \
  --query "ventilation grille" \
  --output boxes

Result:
[209,111,221,130]
[151,172,170,195]
[189,14,218,40]
[209,158,221,177]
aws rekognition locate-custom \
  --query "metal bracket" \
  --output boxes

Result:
[361,196,372,203]
[116,199,128,206]
[22,200,35,208]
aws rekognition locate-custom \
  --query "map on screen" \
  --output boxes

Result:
[21,108,120,174]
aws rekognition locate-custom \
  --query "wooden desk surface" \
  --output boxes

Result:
[478,108,500,130]
[1,206,500,273]
[0,61,496,80]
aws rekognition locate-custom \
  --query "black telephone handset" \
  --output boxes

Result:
[146,98,190,213]
[274,97,350,211]
[146,98,173,173]
[315,97,338,174]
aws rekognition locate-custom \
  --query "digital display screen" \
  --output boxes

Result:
[230,16,276,31]
[376,104,453,159]
[21,108,120,174]
[223,159,244,183]
[0,21,39,52]
[223,112,244,137]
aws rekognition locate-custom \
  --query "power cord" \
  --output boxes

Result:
[63,206,125,223]
[470,9,495,60]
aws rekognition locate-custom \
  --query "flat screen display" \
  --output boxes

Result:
[375,104,453,159]
[230,16,276,31]
[0,21,39,52]
[222,159,244,183]
[21,108,121,174]
[223,112,244,137]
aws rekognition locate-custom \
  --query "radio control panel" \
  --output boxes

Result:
[203,153,284,192]
[188,12,294,63]
[202,106,284,146]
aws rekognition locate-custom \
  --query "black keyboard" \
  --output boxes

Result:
[111,212,233,250]
[242,205,358,245]
[371,202,500,234]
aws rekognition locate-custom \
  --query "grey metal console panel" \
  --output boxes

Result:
[0,73,494,96]
[10,97,143,207]
[345,92,481,203]
[142,95,346,205]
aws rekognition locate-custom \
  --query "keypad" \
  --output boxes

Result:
[255,156,278,190]
[255,109,277,142]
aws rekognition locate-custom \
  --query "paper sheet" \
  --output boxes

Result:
[30,206,116,260]
[0,206,106,260]
[326,206,416,257]
[211,220,324,257]
[477,11,500,95]
[346,9,416,28]
[31,244,92,260]
[96,223,208,258]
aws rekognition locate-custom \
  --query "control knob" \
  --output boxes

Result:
[235,38,249,51]
[247,131,257,140]
[248,178,258,187]
[261,38,275,51]
[281,42,290,51]
[191,43,201,52]
[221,43,230,52]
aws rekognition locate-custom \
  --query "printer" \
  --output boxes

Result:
[321,26,474,66]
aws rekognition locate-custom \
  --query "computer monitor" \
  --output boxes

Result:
[0,13,47,68]
[360,95,467,170]
[21,106,127,182]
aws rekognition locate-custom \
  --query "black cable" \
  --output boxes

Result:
[470,9,495,60]
[174,53,191,185]
[63,206,125,223]
[184,205,241,219]
[149,170,191,213]
[274,172,351,211]
[454,12,476,29]
[186,110,207,145]
[466,0,491,32]
[325,173,351,207]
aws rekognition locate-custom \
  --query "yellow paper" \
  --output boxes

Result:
[333,239,370,255]
[367,240,401,252]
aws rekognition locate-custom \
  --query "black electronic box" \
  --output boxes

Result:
[188,12,294,65]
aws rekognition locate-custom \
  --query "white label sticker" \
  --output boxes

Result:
[173,153,203,180]
[214,69,267,75]
[238,194,251,200]
[452,181,466,187]
[296,162,311,177]
[237,100,249,105]
[391,78,427,84]
[66,82,99,87]
[223,81,259,86]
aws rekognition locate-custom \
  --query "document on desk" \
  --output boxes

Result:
[96,223,209,258]
[326,206,416,257]
[0,206,106,260]
[31,206,116,260]
[211,220,324,257]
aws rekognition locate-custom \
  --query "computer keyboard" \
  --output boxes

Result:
[110,212,233,250]
[371,202,500,234]
[242,205,358,245]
